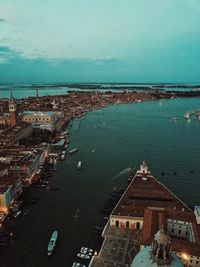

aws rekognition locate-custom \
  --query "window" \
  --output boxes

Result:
[178,230,181,234]
[172,229,175,233]
[115,220,119,227]
[136,222,140,229]
[126,221,129,228]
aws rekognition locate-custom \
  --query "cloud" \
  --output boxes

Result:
[0,44,123,83]
[0,18,7,23]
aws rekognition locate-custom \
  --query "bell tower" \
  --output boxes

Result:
[9,90,17,126]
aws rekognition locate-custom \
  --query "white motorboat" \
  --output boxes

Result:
[77,161,82,170]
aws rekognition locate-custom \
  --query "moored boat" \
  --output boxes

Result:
[69,148,78,154]
[77,161,82,170]
[47,230,58,256]
[60,151,66,160]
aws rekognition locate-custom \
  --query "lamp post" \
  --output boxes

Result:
[182,253,189,267]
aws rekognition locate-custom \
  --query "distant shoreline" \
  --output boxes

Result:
[0,82,200,90]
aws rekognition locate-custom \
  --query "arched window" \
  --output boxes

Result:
[126,221,130,228]
[115,220,119,227]
[136,222,140,229]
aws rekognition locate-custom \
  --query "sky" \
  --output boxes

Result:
[0,0,200,83]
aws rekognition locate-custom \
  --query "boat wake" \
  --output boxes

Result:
[72,208,81,220]
[112,167,132,180]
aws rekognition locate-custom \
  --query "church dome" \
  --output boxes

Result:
[131,246,183,267]
[131,226,183,267]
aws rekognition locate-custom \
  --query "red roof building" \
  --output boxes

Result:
[110,162,200,266]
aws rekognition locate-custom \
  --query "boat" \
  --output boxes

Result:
[50,187,59,191]
[23,209,30,216]
[64,143,68,149]
[13,210,21,218]
[72,262,87,267]
[184,112,190,119]
[77,161,82,170]
[69,148,78,154]
[171,116,178,121]
[60,151,66,160]
[80,247,93,254]
[48,168,57,171]
[47,230,58,256]
[77,253,91,259]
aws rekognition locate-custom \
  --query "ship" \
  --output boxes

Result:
[47,230,58,256]
[69,148,78,154]
[77,161,82,170]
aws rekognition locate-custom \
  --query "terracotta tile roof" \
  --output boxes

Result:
[112,174,191,217]
[140,208,166,245]
[172,239,200,256]
[111,167,200,257]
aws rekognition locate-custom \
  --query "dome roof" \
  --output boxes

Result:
[131,247,183,267]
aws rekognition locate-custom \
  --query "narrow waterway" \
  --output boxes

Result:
[1,98,200,267]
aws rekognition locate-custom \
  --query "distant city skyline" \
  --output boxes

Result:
[0,0,200,83]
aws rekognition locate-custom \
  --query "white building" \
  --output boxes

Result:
[22,111,58,131]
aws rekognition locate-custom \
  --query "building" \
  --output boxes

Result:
[0,91,18,127]
[0,99,8,114]
[8,149,47,184]
[90,162,200,267]
[0,185,13,213]
[22,111,58,131]
[0,175,23,213]
[0,121,33,145]
[8,91,17,126]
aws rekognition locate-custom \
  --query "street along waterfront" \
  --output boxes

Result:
[1,97,200,266]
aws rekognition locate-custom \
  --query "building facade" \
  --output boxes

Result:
[0,185,13,213]
[22,111,57,131]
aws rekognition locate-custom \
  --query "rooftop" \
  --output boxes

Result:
[112,171,191,218]
[0,121,32,138]
[111,163,200,257]
[90,226,140,267]
[23,111,56,116]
